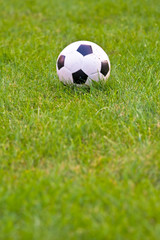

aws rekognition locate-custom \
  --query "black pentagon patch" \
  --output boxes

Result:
[57,55,65,70]
[100,60,109,76]
[77,44,93,56]
[72,70,88,84]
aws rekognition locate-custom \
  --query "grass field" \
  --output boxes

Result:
[0,0,160,239]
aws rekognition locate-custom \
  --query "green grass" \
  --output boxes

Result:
[0,0,160,239]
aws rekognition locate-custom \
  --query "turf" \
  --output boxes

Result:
[0,0,160,239]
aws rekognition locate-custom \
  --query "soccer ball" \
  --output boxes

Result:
[56,41,111,86]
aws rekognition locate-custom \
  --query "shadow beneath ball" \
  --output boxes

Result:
[60,78,113,97]
[61,81,90,94]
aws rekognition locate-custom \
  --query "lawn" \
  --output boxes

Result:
[0,0,160,239]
